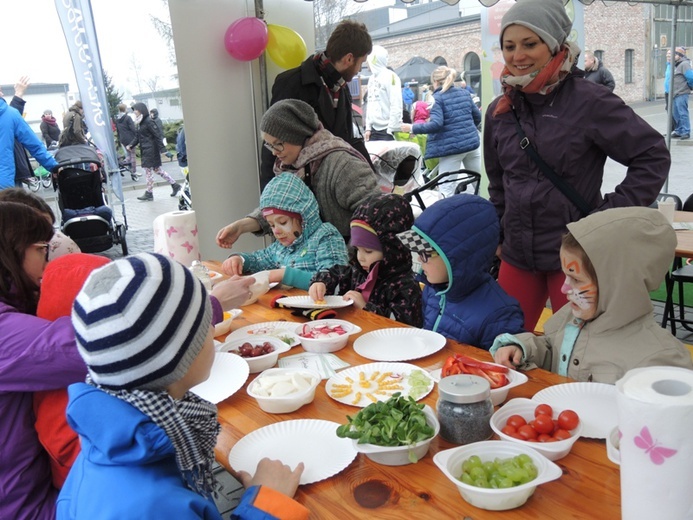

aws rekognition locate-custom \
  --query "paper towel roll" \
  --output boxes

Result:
[616,366,693,520]
[152,210,201,267]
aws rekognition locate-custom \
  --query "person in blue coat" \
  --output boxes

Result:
[401,66,481,198]
[58,253,309,520]
[221,173,348,290]
[397,194,524,350]
[0,87,58,190]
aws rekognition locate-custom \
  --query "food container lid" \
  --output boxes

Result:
[438,374,490,403]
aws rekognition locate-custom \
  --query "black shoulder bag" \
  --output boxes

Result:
[511,108,593,216]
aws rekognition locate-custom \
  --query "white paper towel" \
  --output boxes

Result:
[152,210,201,267]
[616,366,693,520]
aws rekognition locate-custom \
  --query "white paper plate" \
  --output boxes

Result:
[353,328,446,362]
[276,295,353,309]
[226,321,301,348]
[326,362,434,407]
[532,382,617,439]
[190,352,249,404]
[228,419,357,485]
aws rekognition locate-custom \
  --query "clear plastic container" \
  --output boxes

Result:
[437,374,493,445]
[190,260,212,292]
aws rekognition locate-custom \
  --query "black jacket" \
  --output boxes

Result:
[130,116,163,168]
[115,113,137,147]
[584,63,615,92]
[260,55,364,190]
[10,96,33,182]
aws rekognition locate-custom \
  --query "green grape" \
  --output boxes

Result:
[517,453,533,466]
[459,454,537,489]
[498,477,515,489]
[469,466,486,480]
[525,463,538,480]
[474,477,490,488]
[483,461,496,474]
[460,472,474,485]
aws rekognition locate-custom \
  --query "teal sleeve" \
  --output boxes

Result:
[489,333,528,360]
[281,267,312,290]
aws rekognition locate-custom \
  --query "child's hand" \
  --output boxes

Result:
[221,255,243,276]
[493,345,523,369]
[309,282,326,302]
[343,290,366,310]
[237,457,304,498]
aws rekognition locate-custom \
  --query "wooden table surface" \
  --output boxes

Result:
[675,210,693,257]
[206,263,620,519]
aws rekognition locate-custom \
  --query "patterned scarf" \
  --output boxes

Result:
[493,41,581,116]
[356,261,381,302]
[89,376,221,498]
[314,52,346,108]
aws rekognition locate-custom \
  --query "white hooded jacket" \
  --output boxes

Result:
[365,46,403,135]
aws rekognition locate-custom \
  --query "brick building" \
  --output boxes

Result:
[355,1,692,105]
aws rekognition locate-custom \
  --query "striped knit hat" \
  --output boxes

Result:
[71,253,212,391]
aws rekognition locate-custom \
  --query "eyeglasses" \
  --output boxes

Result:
[263,141,284,154]
[418,250,438,264]
[33,242,50,262]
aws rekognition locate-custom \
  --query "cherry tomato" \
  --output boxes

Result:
[534,404,553,417]
[533,413,555,434]
[537,433,553,443]
[553,428,572,441]
[501,425,517,436]
[517,424,538,441]
[558,410,580,431]
[506,415,527,429]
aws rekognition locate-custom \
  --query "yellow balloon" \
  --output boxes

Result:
[266,24,307,69]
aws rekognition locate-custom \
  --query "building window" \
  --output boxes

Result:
[170,98,180,106]
[625,49,634,84]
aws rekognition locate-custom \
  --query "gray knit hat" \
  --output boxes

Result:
[260,99,320,145]
[501,0,572,55]
[71,253,212,391]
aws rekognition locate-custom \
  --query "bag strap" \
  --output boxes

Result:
[511,108,592,216]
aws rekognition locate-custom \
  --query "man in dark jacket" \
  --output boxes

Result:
[583,51,615,92]
[259,20,374,190]
[114,103,139,178]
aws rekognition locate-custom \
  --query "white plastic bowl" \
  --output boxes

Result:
[213,309,242,338]
[247,367,321,414]
[490,398,583,461]
[433,440,562,511]
[489,366,529,406]
[351,405,440,466]
[295,319,362,353]
[218,336,290,373]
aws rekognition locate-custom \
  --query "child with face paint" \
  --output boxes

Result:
[309,194,423,327]
[492,207,693,383]
[222,173,348,290]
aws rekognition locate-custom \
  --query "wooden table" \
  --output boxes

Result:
[206,264,621,519]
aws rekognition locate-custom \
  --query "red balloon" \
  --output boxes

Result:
[224,17,268,61]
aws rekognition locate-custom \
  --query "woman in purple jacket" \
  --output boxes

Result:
[0,201,86,519]
[484,0,670,331]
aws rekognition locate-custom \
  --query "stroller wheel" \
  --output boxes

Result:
[115,224,128,256]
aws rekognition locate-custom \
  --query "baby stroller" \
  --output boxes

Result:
[365,140,425,195]
[178,167,192,211]
[54,144,128,256]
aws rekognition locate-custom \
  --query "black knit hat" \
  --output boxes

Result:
[71,253,212,391]
[260,100,320,145]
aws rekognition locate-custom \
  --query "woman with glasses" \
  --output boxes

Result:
[0,201,86,519]
[397,194,524,350]
[216,99,379,247]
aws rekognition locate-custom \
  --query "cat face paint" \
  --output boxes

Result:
[560,247,599,321]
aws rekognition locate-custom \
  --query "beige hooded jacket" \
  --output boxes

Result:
[505,207,693,383]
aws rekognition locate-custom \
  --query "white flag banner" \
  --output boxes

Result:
[54,0,124,203]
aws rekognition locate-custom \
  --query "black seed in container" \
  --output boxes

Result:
[437,374,493,445]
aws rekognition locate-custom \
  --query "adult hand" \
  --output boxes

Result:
[14,76,30,99]
[216,218,260,249]
[492,345,523,369]
[308,282,327,302]
[211,275,255,311]
[343,290,366,309]
[237,458,304,498]
[221,255,243,276]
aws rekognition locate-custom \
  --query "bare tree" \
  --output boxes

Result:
[151,0,176,66]
[313,0,362,50]
[129,54,144,94]
[144,76,161,93]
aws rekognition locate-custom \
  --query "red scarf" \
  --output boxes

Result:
[42,115,57,126]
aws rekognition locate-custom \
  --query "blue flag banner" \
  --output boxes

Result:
[54,0,124,204]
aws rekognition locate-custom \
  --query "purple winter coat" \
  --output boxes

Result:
[0,300,86,520]
[484,72,670,273]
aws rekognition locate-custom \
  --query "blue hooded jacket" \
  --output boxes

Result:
[414,194,524,349]
[58,384,306,519]
[237,173,348,289]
